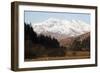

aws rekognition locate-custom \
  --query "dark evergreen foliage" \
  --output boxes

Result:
[24,23,64,59]
[81,36,90,51]
[25,23,60,48]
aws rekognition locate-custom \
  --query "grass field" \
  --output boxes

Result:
[25,51,90,61]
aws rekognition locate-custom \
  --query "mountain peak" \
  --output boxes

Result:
[32,18,90,39]
[46,17,60,21]
[43,18,63,26]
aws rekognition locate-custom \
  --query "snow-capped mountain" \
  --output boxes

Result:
[32,18,90,40]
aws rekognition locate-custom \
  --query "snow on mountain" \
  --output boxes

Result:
[32,18,90,39]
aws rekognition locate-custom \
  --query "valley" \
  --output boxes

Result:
[24,18,90,61]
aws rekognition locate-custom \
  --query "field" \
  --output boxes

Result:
[25,51,90,61]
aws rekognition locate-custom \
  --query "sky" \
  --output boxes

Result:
[24,11,90,24]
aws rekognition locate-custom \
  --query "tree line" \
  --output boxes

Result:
[24,23,66,59]
[25,23,60,48]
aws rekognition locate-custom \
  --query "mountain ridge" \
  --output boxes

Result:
[32,18,90,40]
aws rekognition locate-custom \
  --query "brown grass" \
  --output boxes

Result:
[25,51,90,61]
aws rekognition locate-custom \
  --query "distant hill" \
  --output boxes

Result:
[60,32,90,51]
